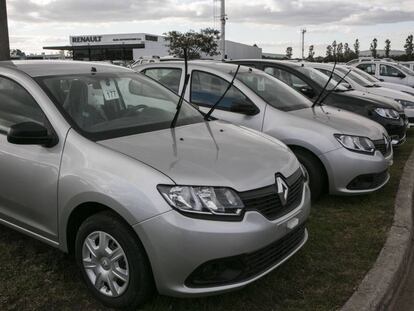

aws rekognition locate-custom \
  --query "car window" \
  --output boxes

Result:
[237,69,312,111]
[315,68,343,84]
[36,72,204,140]
[264,66,312,91]
[143,68,182,93]
[0,76,45,133]
[356,63,376,75]
[190,70,255,112]
[380,64,403,77]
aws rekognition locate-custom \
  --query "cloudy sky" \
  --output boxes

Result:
[6,0,414,57]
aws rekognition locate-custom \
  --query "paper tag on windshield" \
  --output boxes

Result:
[100,80,120,101]
[258,78,265,91]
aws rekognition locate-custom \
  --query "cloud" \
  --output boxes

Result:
[7,0,414,27]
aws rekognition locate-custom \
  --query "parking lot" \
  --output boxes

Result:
[0,129,411,311]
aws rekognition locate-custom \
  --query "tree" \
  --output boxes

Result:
[325,45,333,62]
[0,0,10,61]
[286,46,293,59]
[404,34,413,57]
[354,39,360,57]
[370,38,378,58]
[332,40,337,56]
[164,28,220,59]
[344,43,353,60]
[337,42,343,60]
[307,45,315,61]
[384,39,391,58]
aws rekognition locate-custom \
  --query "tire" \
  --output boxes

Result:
[75,211,154,310]
[292,148,327,201]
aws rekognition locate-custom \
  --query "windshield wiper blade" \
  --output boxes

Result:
[204,65,241,120]
[171,49,190,128]
[313,58,337,108]
[319,69,352,103]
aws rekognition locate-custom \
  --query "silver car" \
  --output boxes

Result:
[135,61,393,199]
[0,60,310,309]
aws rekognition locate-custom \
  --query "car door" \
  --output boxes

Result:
[189,70,264,131]
[379,64,407,85]
[0,75,62,243]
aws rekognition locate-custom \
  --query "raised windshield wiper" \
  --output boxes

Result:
[204,65,241,120]
[171,49,190,128]
[312,58,337,108]
[318,69,352,103]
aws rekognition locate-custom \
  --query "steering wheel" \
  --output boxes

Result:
[121,104,148,117]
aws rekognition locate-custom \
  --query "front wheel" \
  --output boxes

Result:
[75,211,154,309]
[292,149,327,201]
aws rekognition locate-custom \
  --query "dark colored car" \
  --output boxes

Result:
[230,60,408,145]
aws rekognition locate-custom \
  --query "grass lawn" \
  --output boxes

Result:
[0,129,413,311]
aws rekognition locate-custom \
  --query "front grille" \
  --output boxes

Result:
[186,224,307,287]
[373,138,391,157]
[239,169,304,220]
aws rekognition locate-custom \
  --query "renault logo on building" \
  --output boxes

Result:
[276,176,289,206]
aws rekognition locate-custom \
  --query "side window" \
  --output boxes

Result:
[379,65,403,77]
[190,71,254,112]
[0,76,45,132]
[316,69,342,83]
[356,63,376,75]
[264,67,311,92]
[143,68,182,93]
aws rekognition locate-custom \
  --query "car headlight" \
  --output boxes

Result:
[158,185,244,218]
[396,99,414,109]
[334,134,375,154]
[374,108,400,119]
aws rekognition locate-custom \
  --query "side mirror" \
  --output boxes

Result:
[230,101,259,116]
[398,72,406,79]
[7,122,57,147]
[299,86,315,98]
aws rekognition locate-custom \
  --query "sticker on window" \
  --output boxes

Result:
[100,80,120,101]
[257,78,265,91]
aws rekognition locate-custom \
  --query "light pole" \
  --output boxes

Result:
[301,28,307,60]
[220,0,226,60]
[0,0,10,61]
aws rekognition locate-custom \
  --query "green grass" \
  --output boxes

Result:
[0,129,413,311]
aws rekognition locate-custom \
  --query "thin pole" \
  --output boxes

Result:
[220,0,226,60]
[0,0,10,61]
[301,28,307,60]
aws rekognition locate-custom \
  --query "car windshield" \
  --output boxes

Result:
[36,72,204,140]
[336,67,374,87]
[297,66,348,91]
[351,67,379,83]
[236,69,312,111]
[396,64,414,76]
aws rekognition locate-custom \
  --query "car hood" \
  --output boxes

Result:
[289,106,386,140]
[342,90,403,111]
[377,82,414,96]
[98,120,299,191]
[367,86,414,102]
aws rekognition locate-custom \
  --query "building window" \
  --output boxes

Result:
[145,35,158,42]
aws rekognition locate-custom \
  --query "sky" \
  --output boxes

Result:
[6,0,414,58]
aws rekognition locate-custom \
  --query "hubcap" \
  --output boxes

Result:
[82,231,129,297]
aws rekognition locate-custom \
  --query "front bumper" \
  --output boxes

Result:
[372,115,407,146]
[133,183,311,297]
[320,147,392,195]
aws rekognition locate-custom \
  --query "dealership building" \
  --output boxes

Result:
[43,32,262,61]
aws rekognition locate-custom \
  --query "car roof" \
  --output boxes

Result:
[0,60,132,77]
[232,59,307,68]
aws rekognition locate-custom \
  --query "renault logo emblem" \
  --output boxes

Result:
[276,176,289,206]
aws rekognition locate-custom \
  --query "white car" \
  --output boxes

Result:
[400,62,414,72]
[353,60,414,87]
[311,63,414,126]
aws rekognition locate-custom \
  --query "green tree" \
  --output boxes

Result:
[164,28,220,59]
[384,39,391,58]
[332,40,337,56]
[337,42,343,61]
[370,38,378,58]
[404,34,413,57]
[286,46,293,59]
[307,45,315,61]
[325,45,333,61]
[354,39,360,57]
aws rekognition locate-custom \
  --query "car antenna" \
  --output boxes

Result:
[318,69,352,104]
[312,57,337,108]
[204,64,241,120]
[171,48,190,128]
